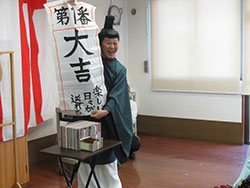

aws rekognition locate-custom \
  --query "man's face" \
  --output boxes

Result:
[101,37,119,59]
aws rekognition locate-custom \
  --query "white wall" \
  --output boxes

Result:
[126,0,242,123]
[83,0,129,67]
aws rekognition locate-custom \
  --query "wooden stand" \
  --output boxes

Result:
[0,51,22,188]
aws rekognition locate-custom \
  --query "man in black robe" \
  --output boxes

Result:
[77,15,133,188]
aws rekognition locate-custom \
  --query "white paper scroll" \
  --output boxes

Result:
[44,0,107,115]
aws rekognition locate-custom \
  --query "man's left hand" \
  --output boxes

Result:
[90,110,109,119]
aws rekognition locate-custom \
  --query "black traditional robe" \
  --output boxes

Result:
[71,57,133,165]
[100,57,133,164]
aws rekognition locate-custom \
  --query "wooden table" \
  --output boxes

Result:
[41,140,121,188]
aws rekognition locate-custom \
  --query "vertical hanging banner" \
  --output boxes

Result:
[44,0,107,115]
[0,54,12,141]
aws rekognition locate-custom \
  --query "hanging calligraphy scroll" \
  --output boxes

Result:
[44,0,107,115]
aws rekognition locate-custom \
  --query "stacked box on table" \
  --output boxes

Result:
[80,137,103,152]
[60,120,103,151]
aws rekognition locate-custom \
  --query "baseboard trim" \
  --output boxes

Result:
[28,115,243,166]
[137,115,243,145]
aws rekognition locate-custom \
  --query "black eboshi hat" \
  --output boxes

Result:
[98,15,120,44]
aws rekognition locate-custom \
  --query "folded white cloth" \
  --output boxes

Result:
[130,100,138,125]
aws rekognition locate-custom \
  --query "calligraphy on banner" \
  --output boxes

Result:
[44,0,107,115]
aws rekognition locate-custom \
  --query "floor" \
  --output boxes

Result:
[24,135,249,188]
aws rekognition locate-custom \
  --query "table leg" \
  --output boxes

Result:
[92,166,101,188]
[70,161,81,185]
[85,162,95,188]
[58,157,72,188]
[85,157,101,188]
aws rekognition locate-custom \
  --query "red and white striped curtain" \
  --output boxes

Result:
[0,0,59,141]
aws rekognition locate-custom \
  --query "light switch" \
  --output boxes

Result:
[144,60,148,73]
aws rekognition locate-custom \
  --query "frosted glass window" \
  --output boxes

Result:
[242,0,250,94]
[151,0,241,94]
